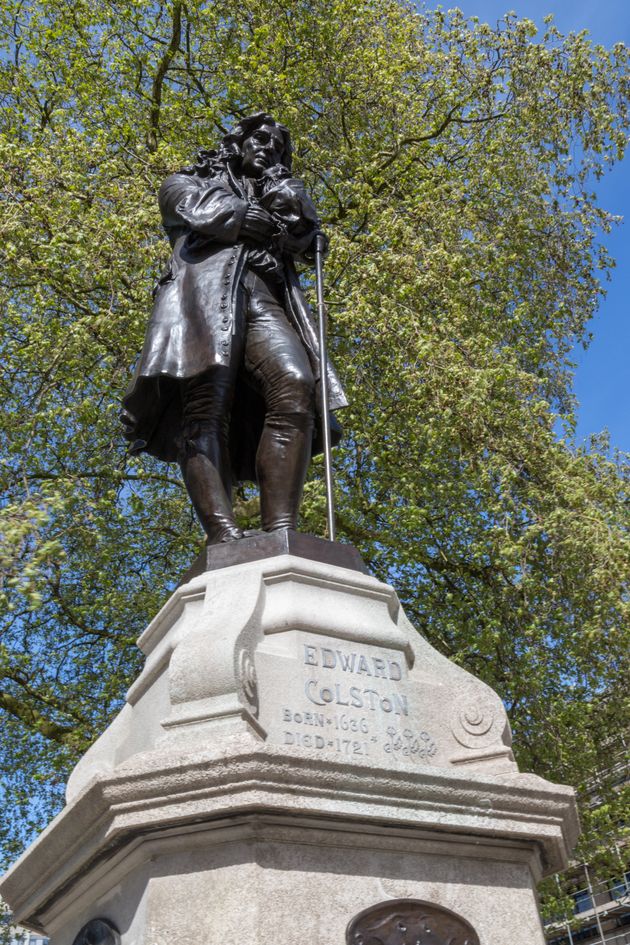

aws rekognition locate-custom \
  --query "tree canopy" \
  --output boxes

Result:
[0,0,628,913]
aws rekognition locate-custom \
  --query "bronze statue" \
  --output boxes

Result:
[121,114,346,543]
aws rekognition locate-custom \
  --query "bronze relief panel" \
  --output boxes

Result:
[71,918,121,945]
[346,899,480,945]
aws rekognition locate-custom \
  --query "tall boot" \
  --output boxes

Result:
[179,432,243,544]
[257,412,314,532]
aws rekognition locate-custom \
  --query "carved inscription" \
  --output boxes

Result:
[304,645,403,678]
[384,726,437,759]
[304,679,408,715]
[276,641,437,762]
[283,708,377,756]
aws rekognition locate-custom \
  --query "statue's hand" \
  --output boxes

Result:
[240,205,276,244]
[262,163,292,183]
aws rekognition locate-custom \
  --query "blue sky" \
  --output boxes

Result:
[427,0,630,453]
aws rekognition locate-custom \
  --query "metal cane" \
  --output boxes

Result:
[313,231,336,542]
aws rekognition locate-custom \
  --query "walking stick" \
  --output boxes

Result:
[313,231,336,542]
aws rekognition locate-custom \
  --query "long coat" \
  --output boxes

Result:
[121,162,347,482]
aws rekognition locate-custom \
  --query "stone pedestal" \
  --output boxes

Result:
[1,534,578,945]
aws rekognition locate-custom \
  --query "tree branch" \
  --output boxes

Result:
[374,102,507,177]
[0,689,75,743]
[146,1,183,152]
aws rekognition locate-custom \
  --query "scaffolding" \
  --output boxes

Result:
[546,859,630,944]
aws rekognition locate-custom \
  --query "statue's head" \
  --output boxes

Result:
[220,112,293,177]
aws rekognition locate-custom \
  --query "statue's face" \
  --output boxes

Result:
[240,123,286,178]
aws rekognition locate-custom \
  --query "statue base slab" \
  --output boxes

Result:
[0,538,578,945]
[179,527,368,583]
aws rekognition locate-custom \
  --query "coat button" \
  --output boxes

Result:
[220,302,227,309]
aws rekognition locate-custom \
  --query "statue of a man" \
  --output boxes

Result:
[121,113,346,543]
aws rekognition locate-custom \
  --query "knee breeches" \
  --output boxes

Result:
[179,268,315,466]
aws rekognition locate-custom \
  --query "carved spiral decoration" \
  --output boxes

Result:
[450,692,507,750]
[459,701,494,736]
[238,648,259,715]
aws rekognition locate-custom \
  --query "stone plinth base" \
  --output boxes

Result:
[1,536,579,945]
[20,813,558,945]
